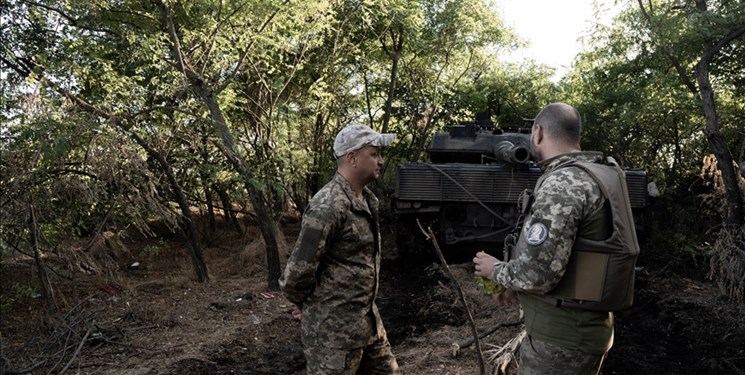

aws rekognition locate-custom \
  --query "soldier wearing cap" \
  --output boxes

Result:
[280,124,400,374]
[474,103,640,374]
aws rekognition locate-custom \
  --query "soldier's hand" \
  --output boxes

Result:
[291,305,302,321]
[493,289,518,306]
[473,251,497,278]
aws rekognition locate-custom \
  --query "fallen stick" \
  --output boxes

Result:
[58,323,94,375]
[416,220,486,375]
[452,320,522,356]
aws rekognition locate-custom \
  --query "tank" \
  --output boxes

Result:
[392,116,648,256]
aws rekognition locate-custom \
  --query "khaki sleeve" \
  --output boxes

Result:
[279,196,339,305]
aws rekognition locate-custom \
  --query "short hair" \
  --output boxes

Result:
[534,103,581,144]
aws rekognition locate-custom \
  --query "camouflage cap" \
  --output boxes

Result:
[333,124,395,158]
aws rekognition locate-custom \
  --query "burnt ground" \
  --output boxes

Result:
[1,219,744,375]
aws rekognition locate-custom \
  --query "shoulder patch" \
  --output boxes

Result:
[525,222,549,246]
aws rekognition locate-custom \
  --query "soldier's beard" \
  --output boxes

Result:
[530,141,543,162]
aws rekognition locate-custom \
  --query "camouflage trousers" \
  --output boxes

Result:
[304,334,399,375]
[518,335,607,375]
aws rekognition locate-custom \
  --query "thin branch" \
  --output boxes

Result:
[198,0,249,76]
[215,0,290,94]
[30,202,58,314]
[20,0,119,37]
[98,6,159,24]
[0,53,33,77]
[270,38,312,110]
[152,0,195,86]
[416,219,487,375]
[57,324,93,375]
[700,25,745,66]
[454,320,522,353]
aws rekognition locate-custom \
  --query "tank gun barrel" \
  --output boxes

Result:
[493,141,530,164]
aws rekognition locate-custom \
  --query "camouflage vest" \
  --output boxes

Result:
[518,156,640,311]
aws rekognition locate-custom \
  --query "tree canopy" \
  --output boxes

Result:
[2,0,743,287]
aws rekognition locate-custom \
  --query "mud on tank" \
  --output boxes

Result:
[392,115,649,259]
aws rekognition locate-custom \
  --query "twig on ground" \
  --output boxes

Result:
[1,360,48,375]
[453,320,523,356]
[416,219,486,375]
[58,323,94,375]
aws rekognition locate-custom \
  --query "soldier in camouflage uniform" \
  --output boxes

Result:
[280,124,400,375]
[474,103,639,375]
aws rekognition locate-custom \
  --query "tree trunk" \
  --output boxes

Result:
[695,62,744,227]
[205,184,216,234]
[382,51,400,134]
[410,105,438,162]
[130,132,210,282]
[200,143,217,235]
[214,184,243,234]
[155,0,281,290]
[201,94,281,290]
[307,112,326,200]
[29,203,57,314]
[692,0,744,227]
[381,28,404,134]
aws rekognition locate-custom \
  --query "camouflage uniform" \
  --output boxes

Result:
[491,152,613,375]
[280,173,399,375]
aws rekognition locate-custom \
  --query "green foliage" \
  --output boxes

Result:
[0,298,11,315]
[565,0,744,198]
[1,283,36,314]
[4,0,740,285]
[140,244,163,259]
[476,276,506,295]
[11,283,35,299]
[446,61,560,127]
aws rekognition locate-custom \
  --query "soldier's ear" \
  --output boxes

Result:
[533,124,544,145]
[345,150,357,166]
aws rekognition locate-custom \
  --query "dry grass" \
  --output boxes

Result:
[708,226,745,306]
[209,224,293,277]
[485,331,524,375]
[237,226,292,277]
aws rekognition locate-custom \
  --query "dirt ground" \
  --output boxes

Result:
[1,219,744,375]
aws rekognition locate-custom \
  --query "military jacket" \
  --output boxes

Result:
[492,152,607,293]
[491,151,614,354]
[280,173,384,349]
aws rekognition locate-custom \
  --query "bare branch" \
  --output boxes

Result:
[700,25,745,66]
[0,52,33,77]
[57,324,93,375]
[416,219,487,375]
[152,0,198,87]
[196,0,240,75]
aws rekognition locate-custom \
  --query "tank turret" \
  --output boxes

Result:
[427,124,532,164]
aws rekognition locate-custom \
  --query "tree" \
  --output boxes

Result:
[637,0,745,227]
[2,0,210,281]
